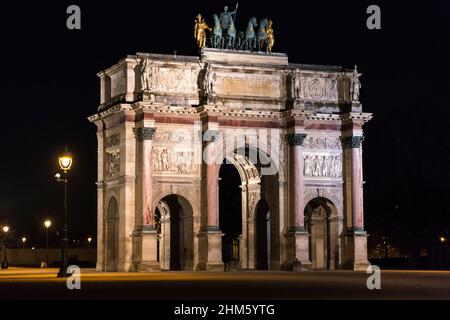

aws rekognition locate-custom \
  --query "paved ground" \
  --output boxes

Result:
[0,268,449,300]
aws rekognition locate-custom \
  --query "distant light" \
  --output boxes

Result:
[2,226,9,233]
[44,220,52,229]
[88,237,92,243]
[440,237,446,243]
[31,247,35,250]
[21,237,27,243]
[54,173,61,179]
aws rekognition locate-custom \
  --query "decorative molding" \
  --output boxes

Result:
[303,187,343,217]
[285,133,307,146]
[341,136,364,149]
[134,127,156,140]
[105,133,120,148]
[303,136,341,150]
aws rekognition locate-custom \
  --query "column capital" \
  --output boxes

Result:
[134,127,156,141]
[341,135,364,148]
[285,133,307,146]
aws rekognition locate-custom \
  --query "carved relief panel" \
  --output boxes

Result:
[291,71,355,104]
[104,133,121,179]
[137,57,199,95]
[303,136,342,179]
[105,150,120,178]
[151,129,199,175]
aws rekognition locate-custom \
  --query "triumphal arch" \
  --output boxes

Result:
[89,11,372,272]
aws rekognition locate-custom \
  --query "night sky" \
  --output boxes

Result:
[1,1,449,251]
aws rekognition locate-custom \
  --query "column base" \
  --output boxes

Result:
[130,261,161,272]
[341,229,370,271]
[281,228,312,271]
[197,229,224,271]
[131,227,160,272]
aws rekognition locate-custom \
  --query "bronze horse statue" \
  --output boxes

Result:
[211,14,223,49]
[244,17,257,51]
[257,18,269,52]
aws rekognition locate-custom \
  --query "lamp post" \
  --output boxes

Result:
[1,225,10,269]
[55,146,72,277]
[44,220,52,267]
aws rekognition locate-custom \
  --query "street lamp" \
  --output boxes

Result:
[88,237,92,248]
[1,225,10,269]
[44,220,52,267]
[440,236,446,243]
[21,237,27,248]
[55,146,72,277]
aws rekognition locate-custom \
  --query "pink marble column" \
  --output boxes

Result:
[143,139,153,225]
[287,133,307,231]
[352,145,363,230]
[344,136,364,231]
[205,130,219,228]
[136,127,156,227]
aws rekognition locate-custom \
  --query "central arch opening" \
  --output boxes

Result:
[219,160,242,268]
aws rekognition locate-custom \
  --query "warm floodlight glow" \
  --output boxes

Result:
[44,220,52,229]
[58,147,73,172]
[22,237,27,243]
[2,226,9,233]
[440,237,446,243]
[88,237,92,243]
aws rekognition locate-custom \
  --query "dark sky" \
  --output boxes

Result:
[0,0,449,247]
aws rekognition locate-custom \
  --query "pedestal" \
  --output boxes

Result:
[198,230,224,271]
[131,229,161,272]
[342,229,370,271]
[294,230,312,271]
[281,229,312,271]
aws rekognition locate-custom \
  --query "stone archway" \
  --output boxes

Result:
[105,197,119,271]
[218,146,279,270]
[156,194,194,271]
[304,197,340,270]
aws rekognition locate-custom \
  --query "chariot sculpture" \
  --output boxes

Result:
[194,3,275,53]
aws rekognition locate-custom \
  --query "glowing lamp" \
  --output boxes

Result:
[44,220,52,229]
[58,147,73,172]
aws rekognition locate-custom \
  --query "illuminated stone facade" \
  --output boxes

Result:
[88,49,372,272]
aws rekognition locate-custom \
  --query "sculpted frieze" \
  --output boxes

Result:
[303,136,341,150]
[138,57,199,94]
[152,146,198,174]
[303,153,342,178]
